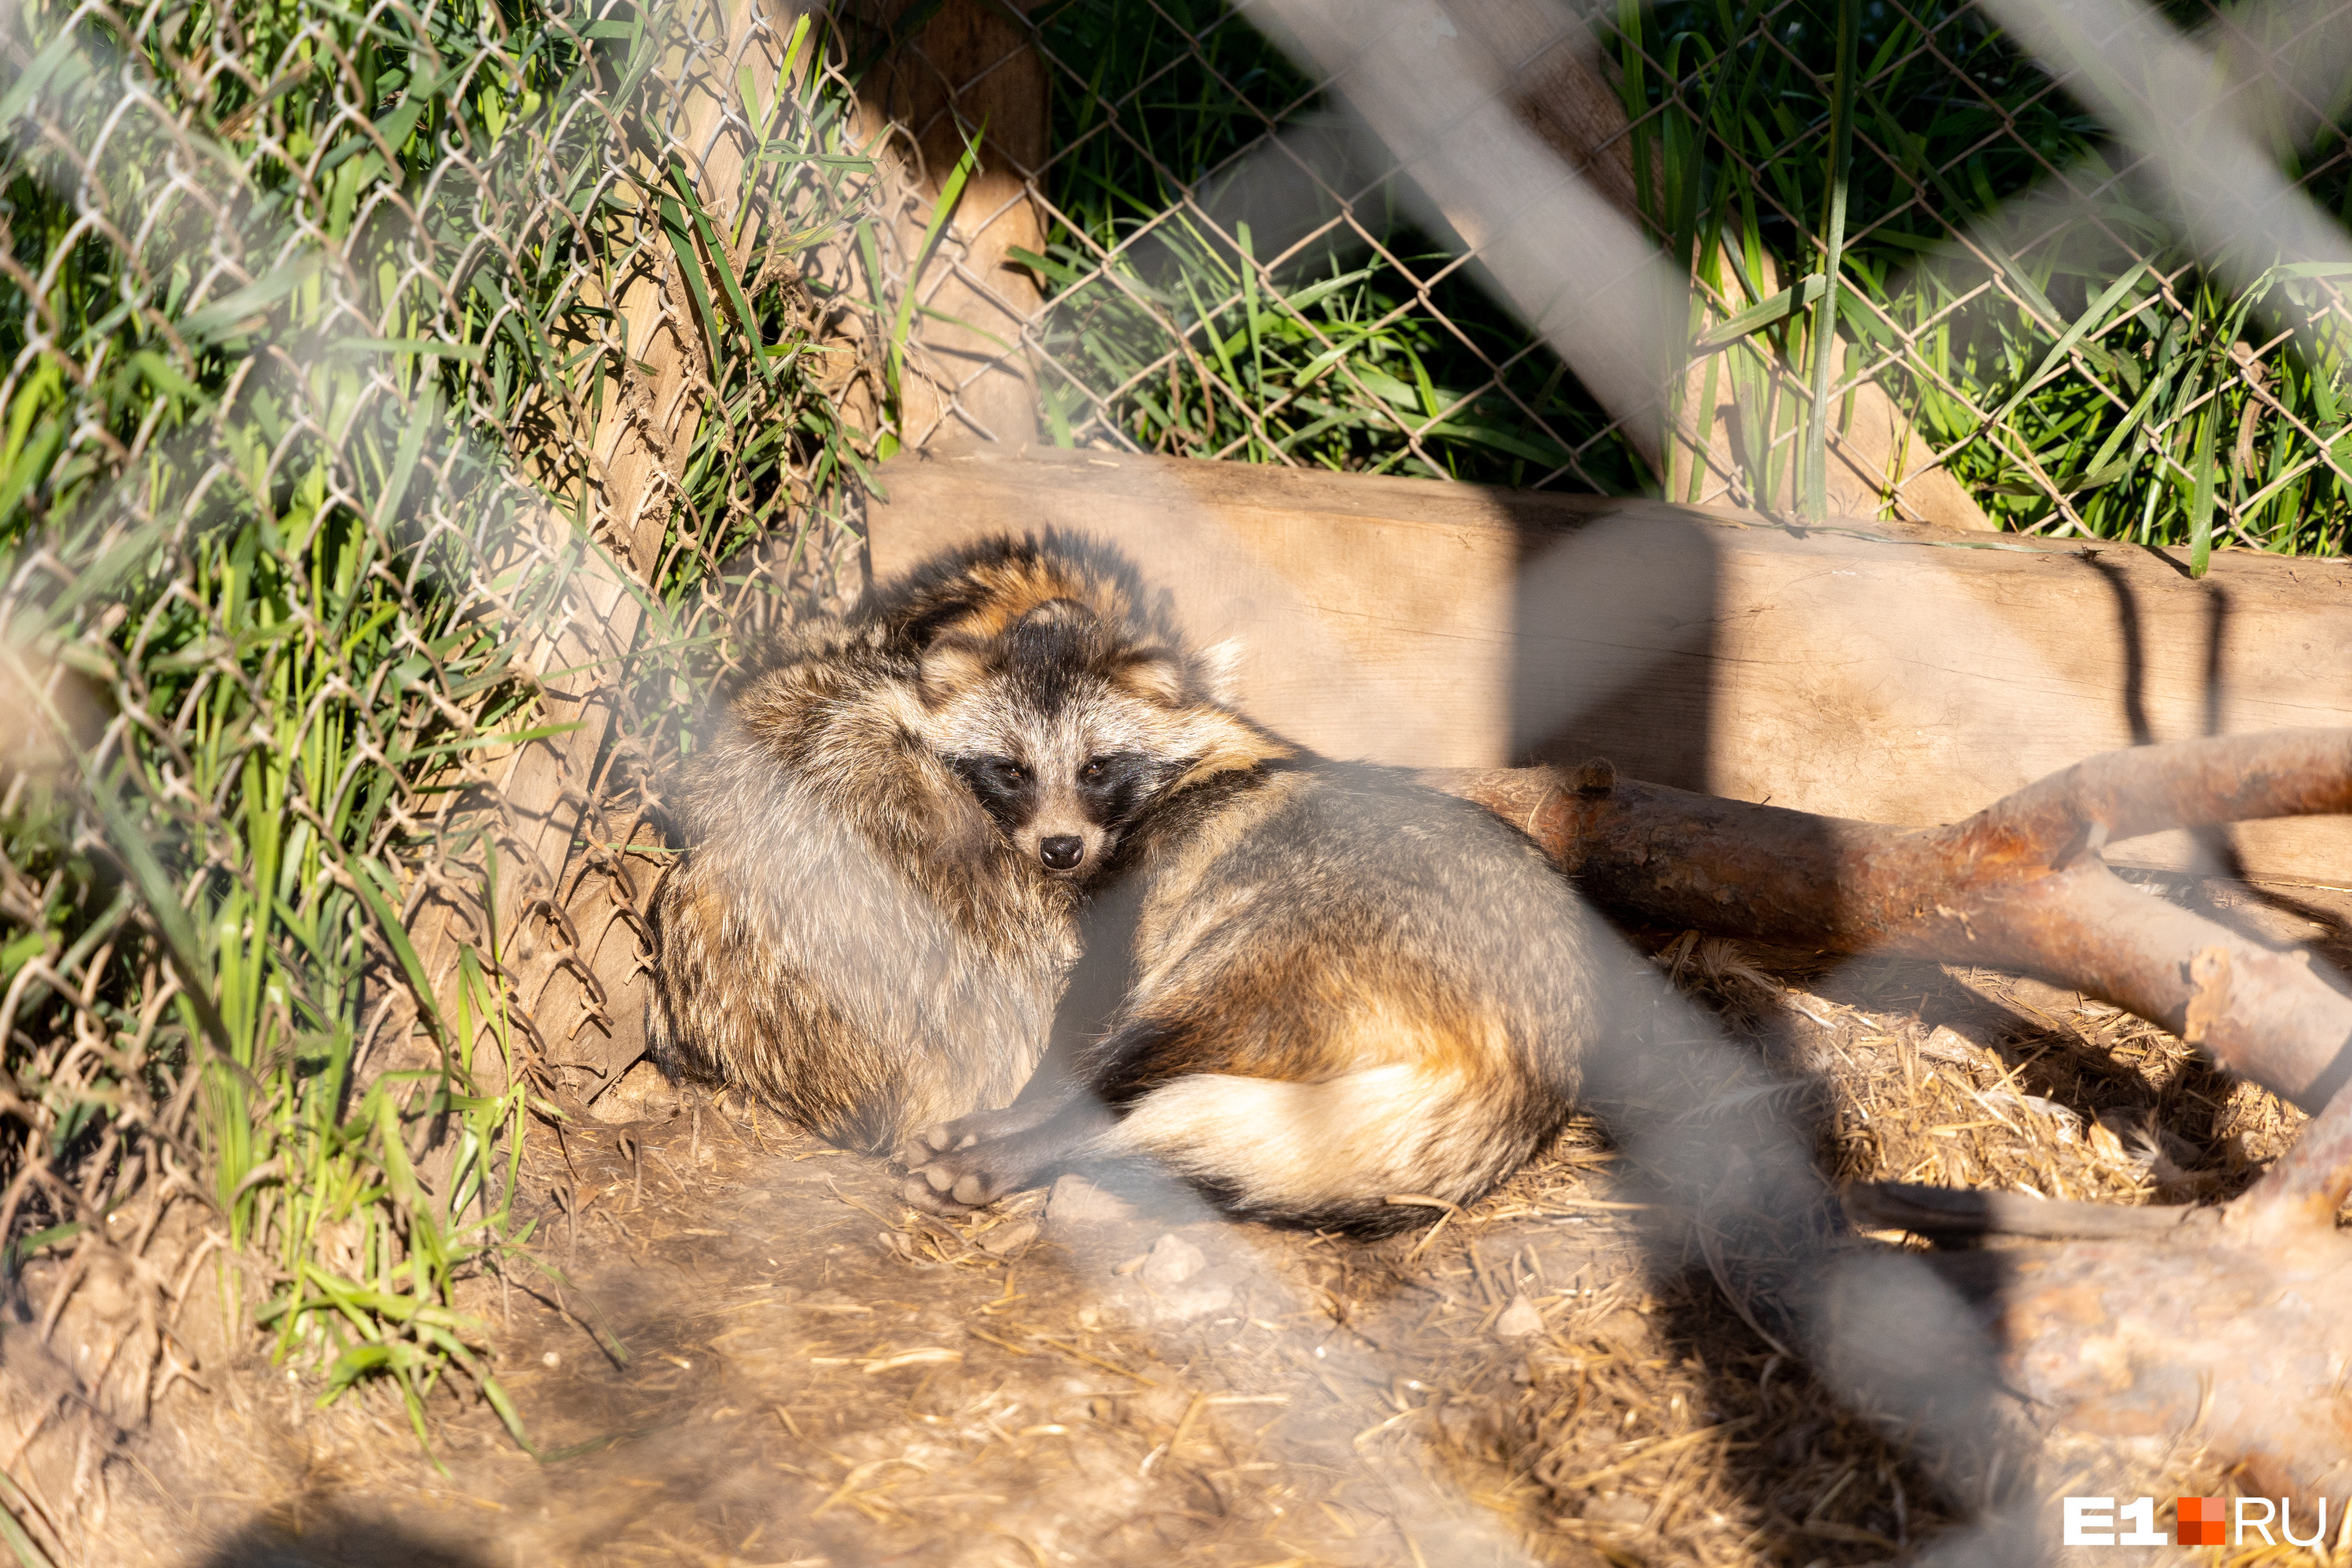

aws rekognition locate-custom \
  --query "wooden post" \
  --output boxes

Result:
[394,0,808,1098]
[847,0,1050,447]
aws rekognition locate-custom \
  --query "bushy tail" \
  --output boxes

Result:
[1102,1062,1533,1236]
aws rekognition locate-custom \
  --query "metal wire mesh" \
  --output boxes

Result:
[873,0,2352,547]
[0,0,880,1483]
[2,0,2350,1537]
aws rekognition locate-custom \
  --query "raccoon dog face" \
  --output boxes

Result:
[915,598,1264,880]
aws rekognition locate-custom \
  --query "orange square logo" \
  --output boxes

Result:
[2177,1497,2227,1546]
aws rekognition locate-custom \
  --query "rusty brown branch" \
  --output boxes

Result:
[1425,729,2352,1113]
[2246,1075,2352,1226]
[1430,730,2352,1494]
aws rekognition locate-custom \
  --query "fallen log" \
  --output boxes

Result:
[1944,1207,2352,1497]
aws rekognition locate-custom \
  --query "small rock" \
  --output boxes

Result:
[590,1059,680,1123]
[1148,1271,1232,1322]
[1918,1025,1981,1064]
[1592,1309,1650,1348]
[978,1218,1038,1257]
[1583,1493,1650,1528]
[1494,1293,1544,1340]
[1138,1232,1205,1289]
[1048,1173,1134,1225]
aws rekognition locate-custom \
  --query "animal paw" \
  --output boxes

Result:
[900,1145,1022,1216]
[892,1103,1057,1174]
[893,1100,1081,1215]
[893,1120,979,1173]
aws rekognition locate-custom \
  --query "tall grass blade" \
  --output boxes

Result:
[1802,0,1859,523]
[0,1471,56,1568]
[2189,401,2220,575]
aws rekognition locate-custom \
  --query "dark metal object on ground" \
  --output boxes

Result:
[1842,1181,2198,1240]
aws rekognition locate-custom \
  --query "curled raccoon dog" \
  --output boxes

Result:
[644,536,1239,1152]
[895,550,1613,1238]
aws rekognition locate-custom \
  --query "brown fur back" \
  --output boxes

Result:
[645,611,1075,1148]
[866,533,1189,654]
[1076,762,1610,1235]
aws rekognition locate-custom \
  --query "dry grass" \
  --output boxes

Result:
[48,891,2352,1567]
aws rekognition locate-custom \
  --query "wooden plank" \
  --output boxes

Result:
[846,0,1047,446]
[866,445,2352,884]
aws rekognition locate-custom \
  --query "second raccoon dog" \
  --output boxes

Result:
[898,557,1613,1237]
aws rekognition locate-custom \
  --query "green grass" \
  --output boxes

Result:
[1021,0,2352,554]
[1628,0,2352,553]
[0,0,872,1475]
[1022,0,1654,493]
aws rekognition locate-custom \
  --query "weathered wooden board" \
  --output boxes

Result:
[865,444,2352,885]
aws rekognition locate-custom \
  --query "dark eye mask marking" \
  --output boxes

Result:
[1077,750,1177,829]
[949,754,1036,834]
[949,740,1194,847]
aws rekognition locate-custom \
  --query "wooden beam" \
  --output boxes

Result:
[865,444,2352,884]
[844,0,1048,446]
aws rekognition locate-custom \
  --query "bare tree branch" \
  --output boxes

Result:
[1425,729,2352,1116]
[1950,1217,2352,1495]
[1431,730,2352,1494]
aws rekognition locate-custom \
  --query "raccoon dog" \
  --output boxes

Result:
[894,543,1613,1237]
[644,539,1240,1151]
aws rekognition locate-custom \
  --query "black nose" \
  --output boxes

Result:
[1040,835,1083,870]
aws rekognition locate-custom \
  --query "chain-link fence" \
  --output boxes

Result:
[0,0,889,1499]
[875,0,2352,553]
[2,0,2350,1547]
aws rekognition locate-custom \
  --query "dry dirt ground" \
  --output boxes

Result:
[28,910,2352,1568]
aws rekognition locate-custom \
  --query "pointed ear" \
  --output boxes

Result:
[1168,706,1295,790]
[1196,638,1245,707]
[919,639,990,703]
[1111,648,1188,706]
